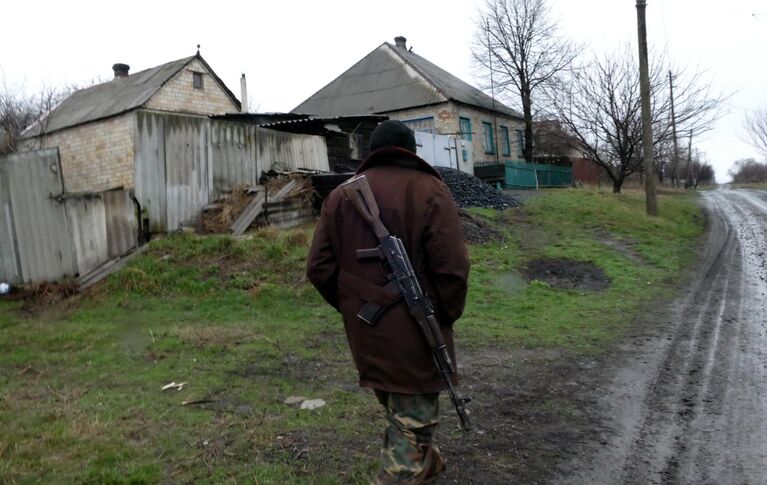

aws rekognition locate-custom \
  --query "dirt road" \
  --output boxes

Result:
[559,188,767,484]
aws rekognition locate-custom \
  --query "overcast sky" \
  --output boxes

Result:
[2,0,764,182]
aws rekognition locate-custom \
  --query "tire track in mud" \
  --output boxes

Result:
[557,189,767,485]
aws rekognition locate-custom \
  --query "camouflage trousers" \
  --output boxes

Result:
[372,390,445,485]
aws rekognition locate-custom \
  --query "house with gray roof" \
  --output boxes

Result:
[293,36,525,167]
[21,53,240,193]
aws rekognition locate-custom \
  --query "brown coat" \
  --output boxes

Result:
[307,147,470,394]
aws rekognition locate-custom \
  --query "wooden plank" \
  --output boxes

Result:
[230,179,300,235]
[230,191,266,236]
[269,179,299,201]
[77,245,148,291]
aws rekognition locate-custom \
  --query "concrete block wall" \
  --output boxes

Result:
[386,101,525,165]
[26,114,135,193]
[146,59,238,115]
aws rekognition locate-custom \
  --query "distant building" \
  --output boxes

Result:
[293,36,525,167]
[21,53,240,193]
[533,120,603,185]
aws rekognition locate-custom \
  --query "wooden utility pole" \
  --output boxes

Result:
[684,129,694,187]
[669,70,680,188]
[636,0,658,215]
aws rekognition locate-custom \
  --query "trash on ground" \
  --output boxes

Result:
[161,381,187,391]
[299,399,326,410]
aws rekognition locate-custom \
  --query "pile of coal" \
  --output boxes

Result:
[434,167,520,210]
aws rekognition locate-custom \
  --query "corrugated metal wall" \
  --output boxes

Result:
[0,154,22,282]
[164,114,210,231]
[135,111,167,232]
[0,149,138,284]
[256,128,329,173]
[0,149,77,283]
[102,190,138,258]
[135,111,328,232]
[67,195,109,276]
[212,121,261,195]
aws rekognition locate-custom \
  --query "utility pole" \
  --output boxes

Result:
[636,0,658,215]
[686,129,693,187]
[669,70,680,188]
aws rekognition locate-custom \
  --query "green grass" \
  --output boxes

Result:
[461,188,703,350]
[0,188,704,483]
[731,182,767,190]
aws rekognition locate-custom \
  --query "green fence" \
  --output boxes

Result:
[504,161,572,188]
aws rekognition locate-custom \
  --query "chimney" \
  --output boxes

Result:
[394,36,407,50]
[240,74,249,113]
[112,63,130,79]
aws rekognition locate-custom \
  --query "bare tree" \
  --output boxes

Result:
[728,158,767,184]
[680,151,715,188]
[744,108,767,158]
[473,0,580,164]
[544,47,725,193]
[1,82,84,155]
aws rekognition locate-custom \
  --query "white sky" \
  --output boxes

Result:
[1,0,764,182]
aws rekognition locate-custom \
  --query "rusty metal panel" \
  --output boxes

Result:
[0,149,77,283]
[134,110,167,232]
[66,195,109,276]
[164,114,210,230]
[102,189,137,258]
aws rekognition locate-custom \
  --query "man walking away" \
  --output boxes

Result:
[307,120,470,483]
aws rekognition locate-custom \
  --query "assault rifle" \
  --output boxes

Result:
[340,174,472,431]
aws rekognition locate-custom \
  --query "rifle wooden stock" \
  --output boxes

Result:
[340,175,390,240]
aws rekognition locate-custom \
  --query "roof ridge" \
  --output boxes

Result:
[383,42,446,99]
[384,42,522,119]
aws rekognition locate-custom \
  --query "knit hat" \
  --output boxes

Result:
[370,120,417,153]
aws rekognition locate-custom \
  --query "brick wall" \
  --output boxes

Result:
[387,103,461,135]
[453,105,524,165]
[23,113,135,193]
[386,101,525,165]
[146,59,238,115]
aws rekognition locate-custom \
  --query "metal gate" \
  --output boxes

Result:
[0,149,77,283]
[414,132,474,174]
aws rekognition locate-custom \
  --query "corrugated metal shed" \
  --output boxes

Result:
[135,111,328,232]
[293,42,522,119]
[23,54,240,138]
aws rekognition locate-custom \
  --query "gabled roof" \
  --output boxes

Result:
[293,42,522,119]
[23,54,239,137]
